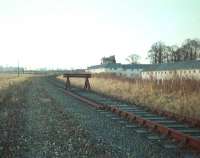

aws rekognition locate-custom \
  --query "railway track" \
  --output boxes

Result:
[47,77,200,154]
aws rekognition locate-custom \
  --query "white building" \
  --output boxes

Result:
[87,63,150,78]
[87,63,123,74]
[141,60,200,80]
[87,60,200,80]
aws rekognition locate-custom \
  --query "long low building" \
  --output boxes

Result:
[87,60,200,80]
[142,60,200,80]
[87,63,151,78]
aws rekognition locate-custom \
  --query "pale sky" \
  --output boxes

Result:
[0,0,200,69]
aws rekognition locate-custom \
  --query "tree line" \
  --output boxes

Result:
[148,38,200,64]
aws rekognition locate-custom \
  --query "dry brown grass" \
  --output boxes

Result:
[57,73,200,119]
[0,74,32,103]
[0,74,34,90]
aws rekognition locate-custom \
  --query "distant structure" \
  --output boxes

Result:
[88,56,149,78]
[88,63,148,78]
[0,66,24,74]
[101,55,116,64]
[87,57,200,80]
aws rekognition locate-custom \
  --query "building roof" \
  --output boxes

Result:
[143,60,200,72]
[122,64,150,69]
[88,63,150,70]
[88,63,122,69]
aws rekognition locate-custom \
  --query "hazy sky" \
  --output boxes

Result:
[0,0,200,69]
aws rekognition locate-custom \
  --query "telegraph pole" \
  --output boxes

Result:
[17,60,20,77]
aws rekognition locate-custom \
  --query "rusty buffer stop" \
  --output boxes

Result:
[63,73,91,90]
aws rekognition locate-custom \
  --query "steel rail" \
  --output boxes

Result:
[51,77,200,129]
[64,92,200,152]
[85,87,200,128]
[151,109,200,128]
[48,78,200,152]
[69,81,200,128]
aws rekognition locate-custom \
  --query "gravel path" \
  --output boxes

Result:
[22,78,117,158]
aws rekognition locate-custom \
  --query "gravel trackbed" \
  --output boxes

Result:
[0,77,198,158]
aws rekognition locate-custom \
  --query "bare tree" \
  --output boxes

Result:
[148,41,166,64]
[147,38,200,63]
[126,54,140,64]
[181,39,200,60]
[165,45,179,62]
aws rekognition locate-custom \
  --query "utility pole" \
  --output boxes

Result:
[17,60,20,77]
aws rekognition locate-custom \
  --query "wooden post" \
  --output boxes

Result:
[65,76,71,89]
[84,77,91,90]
